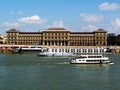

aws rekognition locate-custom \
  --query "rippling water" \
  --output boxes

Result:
[0,53,120,90]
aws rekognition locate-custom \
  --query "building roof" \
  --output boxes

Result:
[94,28,107,33]
[71,32,94,34]
[43,28,70,32]
[6,28,20,33]
[47,28,66,30]
[6,28,107,34]
[19,32,42,34]
[71,28,107,34]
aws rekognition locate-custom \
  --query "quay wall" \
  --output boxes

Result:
[0,44,23,53]
[0,44,120,54]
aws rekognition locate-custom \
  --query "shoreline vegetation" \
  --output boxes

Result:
[0,44,120,54]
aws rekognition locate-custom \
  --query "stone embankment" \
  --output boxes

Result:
[0,44,120,54]
[0,44,22,53]
[105,46,120,54]
[114,46,120,54]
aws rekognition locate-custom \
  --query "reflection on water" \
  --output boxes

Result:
[0,53,120,90]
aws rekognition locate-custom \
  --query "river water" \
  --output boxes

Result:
[0,53,120,90]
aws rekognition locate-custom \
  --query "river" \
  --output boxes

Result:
[0,53,120,90]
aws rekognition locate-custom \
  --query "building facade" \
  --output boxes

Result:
[6,28,107,46]
[0,34,6,44]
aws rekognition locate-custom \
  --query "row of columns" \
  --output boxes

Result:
[43,41,70,46]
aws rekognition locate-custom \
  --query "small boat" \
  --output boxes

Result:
[70,54,112,64]
[105,47,115,55]
[9,46,20,53]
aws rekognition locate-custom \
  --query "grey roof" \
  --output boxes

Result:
[94,28,107,33]
[6,28,20,33]
[43,27,70,32]
[47,28,66,30]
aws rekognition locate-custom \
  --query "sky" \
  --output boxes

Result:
[0,0,120,35]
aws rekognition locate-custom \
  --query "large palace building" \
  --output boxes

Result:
[6,28,107,46]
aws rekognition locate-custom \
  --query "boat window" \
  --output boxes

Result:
[71,49,73,53]
[82,49,87,53]
[78,56,86,58]
[55,49,57,52]
[31,47,35,48]
[79,49,81,53]
[59,49,61,52]
[65,49,67,52]
[83,49,85,53]
[38,47,42,48]
[46,48,49,51]
[94,49,98,53]
[88,49,92,53]
[86,60,90,62]
[11,46,19,48]
[94,49,96,53]
[68,49,69,53]
[22,47,28,48]
[73,49,75,52]
[88,56,102,58]
[77,49,79,52]
[52,49,54,52]
[102,49,105,53]
[88,49,90,53]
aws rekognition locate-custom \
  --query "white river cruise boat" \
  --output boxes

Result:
[38,47,107,57]
[70,54,112,64]
[9,45,42,53]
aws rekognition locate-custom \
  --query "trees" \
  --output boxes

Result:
[107,33,116,45]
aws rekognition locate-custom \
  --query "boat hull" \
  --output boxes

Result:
[70,60,113,64]
[38,51,74,57]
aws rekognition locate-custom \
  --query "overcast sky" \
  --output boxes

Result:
[0,0,120,35]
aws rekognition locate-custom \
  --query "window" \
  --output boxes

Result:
[77,49,79,52]
[55,49,57,52]
[65,49,67,52]
[79,49,81,53]
[59,49,61,52]
[52,49,54,52]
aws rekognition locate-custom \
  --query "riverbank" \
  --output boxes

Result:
[0,44,120,54]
